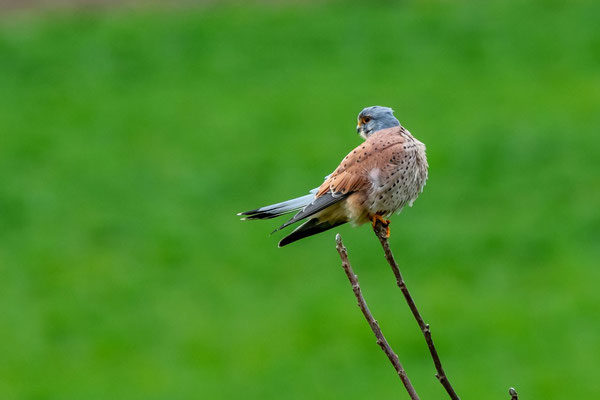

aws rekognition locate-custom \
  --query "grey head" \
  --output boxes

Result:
[356,106,400,139]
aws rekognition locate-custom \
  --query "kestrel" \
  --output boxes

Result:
[239,106,428,247]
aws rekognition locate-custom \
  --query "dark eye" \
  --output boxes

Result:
[362,116,371,124]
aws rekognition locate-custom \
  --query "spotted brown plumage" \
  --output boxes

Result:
[317,126,428,224]
[238,106,428,247]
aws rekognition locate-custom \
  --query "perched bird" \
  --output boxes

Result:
[239,106,428,247]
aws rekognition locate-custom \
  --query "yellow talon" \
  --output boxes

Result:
[371,214,391,237]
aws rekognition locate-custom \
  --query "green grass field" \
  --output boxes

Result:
[0,1,599,399]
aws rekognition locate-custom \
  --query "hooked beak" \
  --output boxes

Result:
[356,122,362,134]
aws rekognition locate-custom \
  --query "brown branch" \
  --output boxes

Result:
[335,234,420,400]
[372,220,460,400]
[509,387,519,400]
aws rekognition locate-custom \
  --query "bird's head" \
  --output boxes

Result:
[356,106,400,139]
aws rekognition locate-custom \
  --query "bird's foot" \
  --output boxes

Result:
[371,214,391,238]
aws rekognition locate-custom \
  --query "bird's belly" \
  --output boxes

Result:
[366,162,427,216]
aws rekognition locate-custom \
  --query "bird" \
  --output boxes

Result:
[238,106,428,247]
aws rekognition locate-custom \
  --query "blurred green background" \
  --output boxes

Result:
[1,1,599,399]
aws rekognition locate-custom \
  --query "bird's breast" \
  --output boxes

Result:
[366,138,428,216]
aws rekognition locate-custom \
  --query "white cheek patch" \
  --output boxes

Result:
[369,168,381,187]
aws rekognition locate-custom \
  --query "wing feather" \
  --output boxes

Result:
[274,191,350,231]
[316,127,407,197]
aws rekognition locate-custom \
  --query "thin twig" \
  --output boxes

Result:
[335,234,420,400]
[372,220,460,400]
[509,387,519,400]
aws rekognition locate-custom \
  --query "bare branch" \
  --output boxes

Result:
[335,234,420,400]
[372,220,460,400]
[509,387,519,400]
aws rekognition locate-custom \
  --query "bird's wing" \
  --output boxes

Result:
[275,127,407,231]
[239,179,327,221]
[274,191,350,231]
[316,126,407,197]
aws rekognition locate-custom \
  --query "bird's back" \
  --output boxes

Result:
[317,126,428,220]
